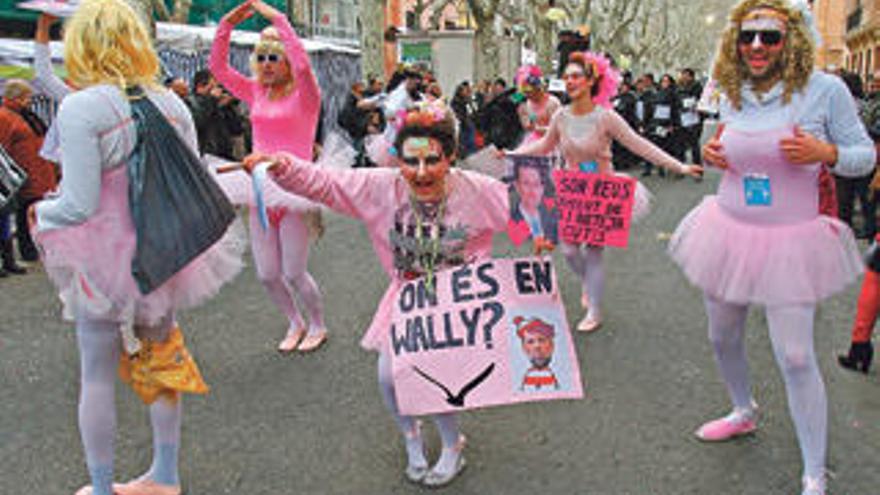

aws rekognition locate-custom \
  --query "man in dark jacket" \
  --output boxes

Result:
[612,75,640,170]
[676,68,704,166]
[185,69,243,160]
[477,87,525,150]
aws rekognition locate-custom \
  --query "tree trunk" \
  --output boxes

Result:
[531,5,555,76]
[170,0,193,23]
[359,0,385,80]
[467,0,500,82]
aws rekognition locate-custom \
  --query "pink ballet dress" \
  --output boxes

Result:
[669,126,862,305]
[36,167,244,325]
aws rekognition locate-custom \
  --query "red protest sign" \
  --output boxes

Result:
[552,170,636,247]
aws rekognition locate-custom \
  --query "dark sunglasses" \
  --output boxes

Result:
[737,30,784,46]
[256,53,282,64]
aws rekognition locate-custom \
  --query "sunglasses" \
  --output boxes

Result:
[737,30,784,46]
[256,53,282,64]
[562,72,587,81]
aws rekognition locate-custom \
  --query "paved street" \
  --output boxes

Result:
[2,171,879,495]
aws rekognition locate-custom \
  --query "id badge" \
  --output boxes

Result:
[743,174,772,206]
[579,161,598,173]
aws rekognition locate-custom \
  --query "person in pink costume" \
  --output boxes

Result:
[29,2,243,494]
[514,64,562,145]
[242,101,518,487]
[668,1,875,493]
[211,0,328,353]
[511,51,702,332]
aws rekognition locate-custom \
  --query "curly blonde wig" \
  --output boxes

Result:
[712,0,814,110]
[64,0,160,90]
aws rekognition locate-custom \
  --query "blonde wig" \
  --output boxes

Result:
[249,27,295,93]
[712,0,814,110]
[64,0,160,90]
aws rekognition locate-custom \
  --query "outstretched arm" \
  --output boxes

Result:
[606,110,701,177]
[511,108,562,156]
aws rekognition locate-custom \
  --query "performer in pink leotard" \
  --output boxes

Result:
[669,1,875,493]
[512,51,701,333]
[211,0,328,353]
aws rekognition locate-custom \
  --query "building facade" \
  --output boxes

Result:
[814,0,849,69]
[845,0,880,90]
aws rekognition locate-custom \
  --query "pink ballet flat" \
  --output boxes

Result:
[113,478,181,495]
[277,327,306,353]
[695,414,757,442]
[75,486,122,495]
[576,315,602,333]
[297,330,327,353]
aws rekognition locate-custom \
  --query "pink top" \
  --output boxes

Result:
[271,155,509,279]
[209,15,320,159]
[515,105,683,174]
[717,126,819,225]
[518,93,562,141]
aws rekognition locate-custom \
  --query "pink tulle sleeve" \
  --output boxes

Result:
[605,110,683,173]
[272,15,321,113]
[271,153,395,222]
[209,19,255,104]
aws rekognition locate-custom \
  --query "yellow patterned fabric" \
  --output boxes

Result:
[118,327,209,404]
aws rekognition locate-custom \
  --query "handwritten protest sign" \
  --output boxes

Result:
[389,257,583,416]
[553,170,636,247]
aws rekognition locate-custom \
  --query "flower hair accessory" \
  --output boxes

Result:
[570,51,621,109]
[394,100,449,133]
[516,64,544,93]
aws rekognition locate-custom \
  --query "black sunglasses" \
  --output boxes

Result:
[256,53,282,63]
[737,30,784,46]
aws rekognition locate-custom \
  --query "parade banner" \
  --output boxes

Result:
[553,170,636,248]
[390,257,583,416]
[504,154,560,247]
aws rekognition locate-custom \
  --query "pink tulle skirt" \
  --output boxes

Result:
[365,134,396,168]
[626,174,652,223]
[35,167,245,325]
[669,196,862,306]
[212,167,318,211]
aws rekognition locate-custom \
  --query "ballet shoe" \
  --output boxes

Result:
[74,486,122,495]
[801,474,826,495]
[423,435,467,487]
[277,327,306,353]
[695,406,758,442]
[113,478,181,495]
[297,330,327,353]
[576,315,602,333]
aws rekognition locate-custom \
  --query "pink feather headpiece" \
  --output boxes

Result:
[515,64,544,91]
[568,51,620,109]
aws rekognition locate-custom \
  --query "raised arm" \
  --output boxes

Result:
[606,110,686,174]
[270,152,393,221]
[209,10,255,104]
[34,14,70,100]
[270,13,320,108]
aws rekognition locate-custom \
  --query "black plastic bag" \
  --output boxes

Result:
[0,143,28,210]
[127,87,236,295]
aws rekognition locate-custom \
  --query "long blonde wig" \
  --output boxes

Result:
[712,0,814,110]
[64,0,161,90]
[249,27,295,96]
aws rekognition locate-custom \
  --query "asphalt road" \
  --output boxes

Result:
[1,170,878,495]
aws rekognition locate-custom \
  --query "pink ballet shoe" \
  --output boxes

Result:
[802,474,826,495]
[576,315,602,333]
[277,327,306,353]
[113,479,181,495]
[74,487,122,495]
[422,435,467,487]
[695,411,757,442]
[297,330,327,353]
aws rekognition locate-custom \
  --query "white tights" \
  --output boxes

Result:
[77,314,182,494]
[703,294,827,480]
[560,243,605,320]
[250,208,325,334]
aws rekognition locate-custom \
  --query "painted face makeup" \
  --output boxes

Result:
[563,66,590,98]
[399,137,451,202]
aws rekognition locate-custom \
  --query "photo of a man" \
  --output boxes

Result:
[515,316,560,392]
[506,155,559,247]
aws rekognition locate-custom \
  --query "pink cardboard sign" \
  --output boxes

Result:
[389,257,584,416]
[553,170,636,248]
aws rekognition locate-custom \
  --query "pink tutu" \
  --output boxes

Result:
[625,174,652,223]
[365,134,396,168]
[669,196,862,306]
[35,167,245,326]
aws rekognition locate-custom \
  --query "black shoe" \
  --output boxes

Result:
[1,239,26,275]
[641,170,652,177]
[0,267,7,278]
[838,341,873,374]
